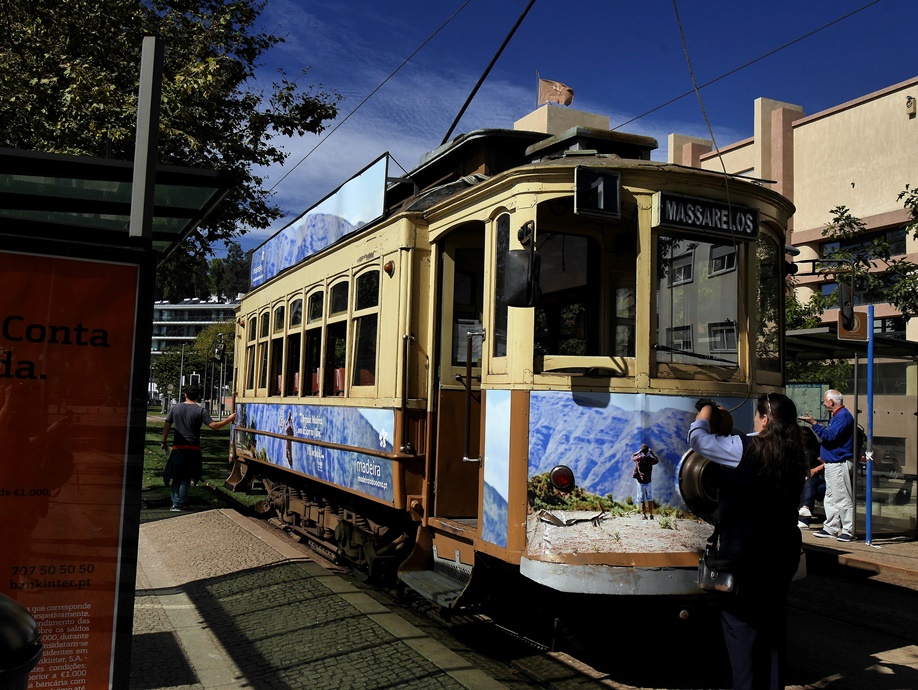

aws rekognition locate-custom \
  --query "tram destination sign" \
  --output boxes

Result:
[652,192,759,241]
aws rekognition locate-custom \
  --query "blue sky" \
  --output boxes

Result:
[229,0,916,254]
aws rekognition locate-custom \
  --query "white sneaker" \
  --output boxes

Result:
[797,520,809,529]
[798,506,812,518]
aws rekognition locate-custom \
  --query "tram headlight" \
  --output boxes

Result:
[549,465,575,492]
[676,450,721,524]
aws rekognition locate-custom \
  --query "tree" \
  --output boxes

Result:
[0,0,341,253]
[785,189,918,385]
[814,206,918,318]
[215,242,252,299]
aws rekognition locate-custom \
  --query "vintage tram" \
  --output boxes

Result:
[228,109,794,611]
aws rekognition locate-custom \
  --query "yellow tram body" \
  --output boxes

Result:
[230,117,794,606]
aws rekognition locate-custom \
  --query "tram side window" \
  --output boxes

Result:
[245,316,257,390]
[452,248,485,366]
[352,270,379,386]
[534,233,601,358]
[325,282,349,395]
[656,235,739,369]
[756,235,782,373]
[285,298,303,396]
[304,291,323,396]
[492,214,509,358]
[257,311,270,390]
[268,304,285,396]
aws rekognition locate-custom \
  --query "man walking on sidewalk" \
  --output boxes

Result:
[799,389,855,542]
[161,385,236,511]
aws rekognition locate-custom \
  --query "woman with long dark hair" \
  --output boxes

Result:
[688,393,808,689]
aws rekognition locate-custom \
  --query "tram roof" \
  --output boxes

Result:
[786,327,918,361]
[0,147,236,262]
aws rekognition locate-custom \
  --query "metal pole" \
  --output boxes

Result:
[866,305,875,544]
[178,343,185,403]
[219,333,226,419]
[129,36,163,239]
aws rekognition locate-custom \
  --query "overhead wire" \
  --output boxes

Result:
[267,0,474,194]
[613,0,882,132]
[671,0,748,412]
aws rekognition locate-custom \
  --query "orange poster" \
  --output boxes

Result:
[1,250,140,689]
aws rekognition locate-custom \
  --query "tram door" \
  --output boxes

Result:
[432,224,484,519]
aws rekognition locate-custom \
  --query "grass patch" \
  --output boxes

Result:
[143,412,263,511]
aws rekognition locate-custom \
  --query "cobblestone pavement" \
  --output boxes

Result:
[130,510,506,690]
[130,503,918,690]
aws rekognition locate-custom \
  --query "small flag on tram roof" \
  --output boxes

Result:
[538,78,574,106]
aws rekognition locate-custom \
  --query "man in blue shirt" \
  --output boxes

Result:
[799,389,855,542]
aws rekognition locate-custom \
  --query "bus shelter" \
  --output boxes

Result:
[787,327,918,539]
[0,146,234,689]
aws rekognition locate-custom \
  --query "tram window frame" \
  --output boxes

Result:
[245,315,257,392]
[351,268,380,389]
[526,199,637,378]
[655,233,742,379]
[268,303,285,396]
[256,310,270,393]
[303,288,324,396]
[438,222,486,387]
[285,296,303,396]
[325,278,349,396]
[492,213,510,360]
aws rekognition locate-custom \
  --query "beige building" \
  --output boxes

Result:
[669,78,918,530]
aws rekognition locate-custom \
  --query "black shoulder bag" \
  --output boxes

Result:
[697,524,736,593]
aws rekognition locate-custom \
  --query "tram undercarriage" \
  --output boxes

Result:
[231,457,415,583]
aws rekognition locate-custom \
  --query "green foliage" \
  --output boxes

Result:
[151,320,235,400]
[156,242,251,302]
[0,0,341,253]
[820,203,918,317]
[786,190,918,385]
[142,418,261,513]
[528,472,633,514]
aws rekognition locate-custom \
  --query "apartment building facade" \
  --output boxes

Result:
[668,77,918,532]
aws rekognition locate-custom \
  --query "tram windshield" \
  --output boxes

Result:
[655,235,740,368]
[532,226,636,372]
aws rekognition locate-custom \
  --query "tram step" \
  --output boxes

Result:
[400,569,467,609]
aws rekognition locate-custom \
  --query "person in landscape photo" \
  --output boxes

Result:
[161,385,236,511]
[798,389,855,542]
[688,393,807,690]
[631,443,659,519]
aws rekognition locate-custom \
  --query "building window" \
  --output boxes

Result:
[708,321,738,353]
[709,245,736,275]
[669,251,694,286]
[666,325,693,351]
[821,226,907,260]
